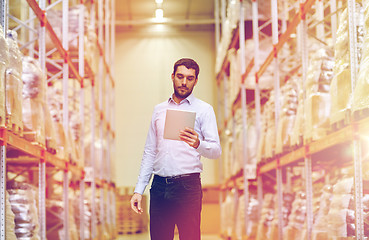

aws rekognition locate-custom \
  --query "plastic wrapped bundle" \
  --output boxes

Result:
[6,191,17,240]
[276,79,299,154]
[326,177,354,238]
[264,94,276,159]
[330,3,364,124]
[270,193,295,239]
[352,1,369,115]
[256,193,275,240]
[235,193,259,239]
[6,30,23,130]
[0,26,8,125]
[312,184,334,240]
[73,197,92,240]
[283,191,306,240]
[304,48,334,142]
[21,56,46,145]
[7,182,40,240]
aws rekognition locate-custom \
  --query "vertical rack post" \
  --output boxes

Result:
[0,1,7,239]
[271,0,282,239]
[79,1,85,239]
[239,0,249,235]
[348,0,364,238]
[62,0,70,237]
[300,1,313,239]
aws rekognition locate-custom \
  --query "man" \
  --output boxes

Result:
[130,58,222,240]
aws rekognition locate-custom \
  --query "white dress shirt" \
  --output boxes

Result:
[134,94,222,194]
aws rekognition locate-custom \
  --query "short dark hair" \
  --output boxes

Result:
[173,58,200,79]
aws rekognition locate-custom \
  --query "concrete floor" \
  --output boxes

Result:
[116,232,222,240]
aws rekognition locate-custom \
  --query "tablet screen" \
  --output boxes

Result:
[163,109,196,140]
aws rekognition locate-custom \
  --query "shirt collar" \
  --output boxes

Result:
[168,93,195,105]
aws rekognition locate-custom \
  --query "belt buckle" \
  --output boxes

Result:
[165,177,172,184]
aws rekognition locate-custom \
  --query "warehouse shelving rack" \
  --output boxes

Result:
[0,0,116,239]
[216,0,367,239]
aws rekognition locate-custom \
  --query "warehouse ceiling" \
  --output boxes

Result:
[115,0,215,31]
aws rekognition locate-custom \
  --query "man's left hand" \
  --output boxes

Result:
[179,127,200,149]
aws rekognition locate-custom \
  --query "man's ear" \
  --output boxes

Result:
[171,73,174,81]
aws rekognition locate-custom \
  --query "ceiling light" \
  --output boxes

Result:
[155,8,164,20]
[155,0,163,3]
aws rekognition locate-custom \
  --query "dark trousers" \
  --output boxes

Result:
[149,173,203,240]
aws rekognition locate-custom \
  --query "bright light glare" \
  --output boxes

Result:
[155,8,164,21]
[155,0,163,3]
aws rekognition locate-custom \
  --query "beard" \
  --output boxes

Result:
[174,86,193,99]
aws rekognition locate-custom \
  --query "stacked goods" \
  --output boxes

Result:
[312,184,334,239]
[235,193,259,239]
[275,79,299,154]
[7,182,40,240]
[255,193,275,240]
[45,5,97,68]
[6,30,23,134]
[304,47,334,142]
[228,48,241,111]
[5,191,17,240]
[330,3,364,126]
[234,108,258,178]
[261,94,276,159]
[269,192,295,239]
[45,199,79,240]
[221,190,236,238]
[21,56,46,146]
[116,187,148,235]
[352,0,369,117]
[0,26,7,126]
[221,131,233,180]
[73,197,92,240]
[283,191,306,240]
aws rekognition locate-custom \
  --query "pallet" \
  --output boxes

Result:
[6,116,23,137]
[352,108,369,121]
[23,131,45,148]
[329,109,351,133]
[45,137,57,154]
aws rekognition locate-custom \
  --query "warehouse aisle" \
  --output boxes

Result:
[117,233,223,240]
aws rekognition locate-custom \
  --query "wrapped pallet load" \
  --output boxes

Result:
[6,30,23,134]
[0,26,8,126]
[304,47,334,142]
[22,56,46,146]
[352,0,369,118]
[330,3,364,126]
[312,184,334,240]
[7,182,40,240]
[276,78,299,154]
[6,191,17,240]
[269,192,295,239]
[256,193,275,240]
[235,193,259,239]
[283,191,307,240]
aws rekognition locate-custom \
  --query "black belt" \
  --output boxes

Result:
[154,173,200,184]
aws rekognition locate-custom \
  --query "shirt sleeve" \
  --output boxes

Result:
[196,105,222,159]
[134,111,157,195]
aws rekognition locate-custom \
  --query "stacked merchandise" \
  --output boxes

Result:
[235,193,259,239]
[45,198,79,240]
[0,26,7,124]
[221,130,233,180]
[330,3,364,125]
[21,56,46,146]
[275,79,299,154]
[5,191,17,240]
[6,30,23,133]
[258,93,275,161]
[7,182,40,240]
[312,184,334,239]
[283,191,306,240]
[304,47,334,142]
[269,192,295,239]
[45,5,97,70]
[220,190,237,238]
[73,197,92,239]
[255,193,275,240]
[353,0,369,116]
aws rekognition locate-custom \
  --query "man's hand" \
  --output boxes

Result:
[179,127,200,149]
[130,193,143,214]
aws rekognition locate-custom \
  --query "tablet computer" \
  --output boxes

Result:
[163,109,196,141]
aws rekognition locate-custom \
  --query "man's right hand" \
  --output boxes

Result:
[130,192,143,214]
